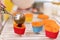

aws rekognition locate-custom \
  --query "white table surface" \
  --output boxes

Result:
[0,14,60,40]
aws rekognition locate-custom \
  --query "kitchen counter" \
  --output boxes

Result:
[0,14,45,40]
[0,14,60,40]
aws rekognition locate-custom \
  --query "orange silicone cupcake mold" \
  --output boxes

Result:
[38,14,49,19]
